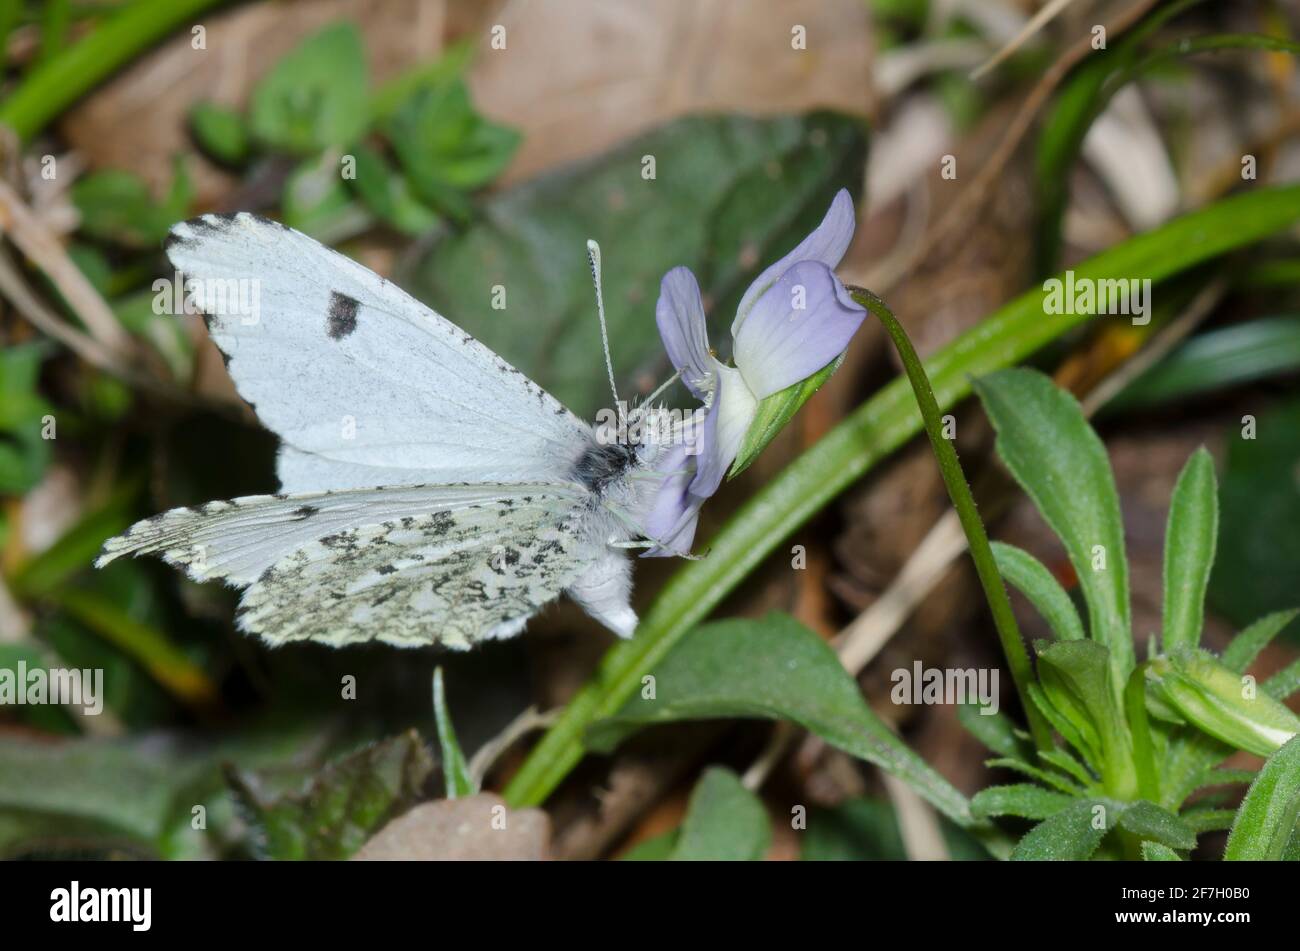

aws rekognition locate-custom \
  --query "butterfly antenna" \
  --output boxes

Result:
[586,239,621,410]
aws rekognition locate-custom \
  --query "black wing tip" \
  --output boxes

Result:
[164,211,290,255]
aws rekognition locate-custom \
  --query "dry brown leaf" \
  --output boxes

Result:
[464,0,874,185]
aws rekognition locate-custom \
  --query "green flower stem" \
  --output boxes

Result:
[502,183,1300,810]
[0,0,228,142]
[852,287,1053,750]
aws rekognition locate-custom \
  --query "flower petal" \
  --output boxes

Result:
[640,444,701,557]
[655,266,714,398]
[732,260,866,400]
[690,364,757,497]
[731,188,856,337]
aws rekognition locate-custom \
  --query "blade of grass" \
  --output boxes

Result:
[502,183,1300,809]
[0,0,229,141]
[51,588,218,707]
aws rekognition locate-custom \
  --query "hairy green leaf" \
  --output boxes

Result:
[1162,448,1218,653]
[957,701,1034,762]
[1224,735,1300,860]
[670,767,770,861]
[1141,841,1182,861]
[227,730,433,861]
[993,542,1085,641]
[587,613,974,826]
[976,369,1133,686]
[1118,801,1196,851]
[1011,798,1116,861]
[1221,609,1299,674]
[972,784,1075,821]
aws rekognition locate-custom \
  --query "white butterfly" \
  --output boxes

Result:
[96,213,688,650]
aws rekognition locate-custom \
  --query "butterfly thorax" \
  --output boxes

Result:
[571,440,637,495]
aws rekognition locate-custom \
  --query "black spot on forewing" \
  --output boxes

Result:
[327,291,360,340]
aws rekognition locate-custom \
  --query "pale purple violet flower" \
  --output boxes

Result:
[641,188,866,556]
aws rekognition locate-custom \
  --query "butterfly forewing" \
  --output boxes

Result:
[165,213,593,493]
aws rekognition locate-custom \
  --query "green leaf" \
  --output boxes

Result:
[282,153,371,243]
[1125,674,1162,809]
[1141,841,1182,861]
[503,183,1300,810]
[386,79,519,203]
[1210,397,1300,627]
[800,797,906,860]
[1224,735,1300,860]
[1188,767,1257,793]
[432,668,475,799]
[1117,801,1196,851]
[1039,747,1098,790]
[619,829,678,861]
[113,290,195,380]
[971,784,1076,821]
[1221,609,1299,674]
[71,160,191,248]
[799,796,991,860]
[0,342,54,494]
[347,144,440,235]
[8,484,135,598]
[0,719,330,858]
[1162,448,1218,653]
[985,758,1084,796]
[1183,808,1237,834]
[669,767,770,861]
[401,112,866,418]
[729,354,842,478]
[227,730,433,861]
[369,41,473,122]
[1148,648,1300,758]
[50,588,219,708]
[586,613,975,827]
[1026,682,1095,767]
[975,369,1133,687]
[1035,640,1134,794]
[248,22,368,154]
[0,736,207,851]
[188,101,250,165]
[1110,316,1300,410]
[992,542,1085,641]
[1265,657,1300,701]
[1011,798,1116,861]
[957,701,1034,762]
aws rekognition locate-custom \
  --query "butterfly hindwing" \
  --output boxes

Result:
[239,495,596,649]
[98,483,598,648]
